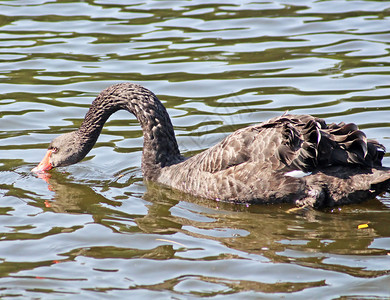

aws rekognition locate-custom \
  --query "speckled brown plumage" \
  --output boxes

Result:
[35,82,390,208]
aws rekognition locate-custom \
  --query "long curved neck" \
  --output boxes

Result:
[77,83,182,180]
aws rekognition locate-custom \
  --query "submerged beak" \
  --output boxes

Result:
[32,149,54,173]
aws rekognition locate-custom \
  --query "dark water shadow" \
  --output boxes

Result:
[32,171,390,280]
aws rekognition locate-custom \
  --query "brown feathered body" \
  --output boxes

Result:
[158,114,389,208]
[40,83,390,208]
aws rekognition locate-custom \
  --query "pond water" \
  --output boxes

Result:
[1,0,390,298]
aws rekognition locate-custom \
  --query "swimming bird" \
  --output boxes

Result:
[32,82,390,208]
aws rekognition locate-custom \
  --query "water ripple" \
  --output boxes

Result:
[0,0,389,298]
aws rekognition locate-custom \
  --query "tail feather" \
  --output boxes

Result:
[278,116,386,171]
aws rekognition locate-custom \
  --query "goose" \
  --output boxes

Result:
[32,82,390,208]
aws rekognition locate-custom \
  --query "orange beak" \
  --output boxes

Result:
[32,149,54,173]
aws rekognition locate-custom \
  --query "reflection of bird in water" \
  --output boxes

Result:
[33,83,390,208]
[36,172,120,215]
[38,171,181,236]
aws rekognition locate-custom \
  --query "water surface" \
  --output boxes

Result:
[0,0,390,298]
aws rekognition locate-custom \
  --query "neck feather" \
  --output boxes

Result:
[77,83,182,179]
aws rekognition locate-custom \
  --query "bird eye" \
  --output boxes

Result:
[51,147,58,153]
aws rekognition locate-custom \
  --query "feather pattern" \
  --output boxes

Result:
[35,83,390,208]
[159,113,390,207]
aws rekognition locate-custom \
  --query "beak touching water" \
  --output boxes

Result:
[32,149,54,173]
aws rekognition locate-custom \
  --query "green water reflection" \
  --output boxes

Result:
[0,0,389,298]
